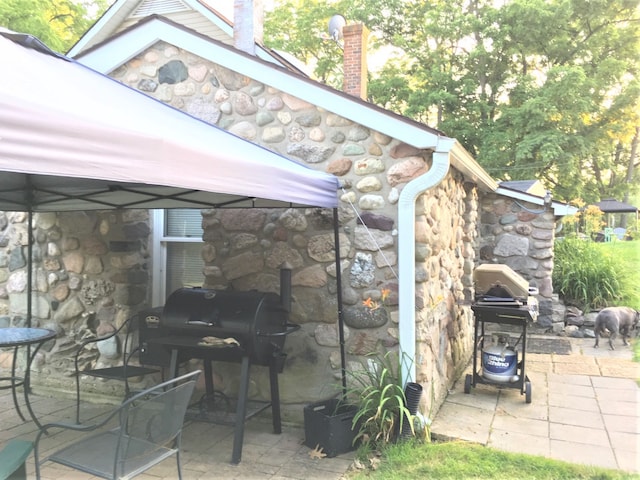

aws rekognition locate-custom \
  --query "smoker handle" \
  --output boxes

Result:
[257,322,301,337]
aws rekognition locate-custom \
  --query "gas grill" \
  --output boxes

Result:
[138,266,299,464]
[464,264,539,403]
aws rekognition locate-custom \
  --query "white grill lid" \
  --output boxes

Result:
[473,264,529,300]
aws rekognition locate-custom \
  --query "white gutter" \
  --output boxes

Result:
[398,138,453,385]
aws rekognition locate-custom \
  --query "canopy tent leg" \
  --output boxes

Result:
[27,208,33,328]
[332,208,347,398]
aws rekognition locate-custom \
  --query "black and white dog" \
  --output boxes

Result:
[593,307,639,350]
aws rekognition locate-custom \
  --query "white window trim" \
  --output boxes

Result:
[151,209,203,305]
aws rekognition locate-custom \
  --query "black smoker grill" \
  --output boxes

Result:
[138,266,299,464]
[464,264,539,403]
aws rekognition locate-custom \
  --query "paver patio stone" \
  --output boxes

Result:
[549,439,618,470]
[549,423,610,446]
[431,337,639,474]
[488,429,551,457]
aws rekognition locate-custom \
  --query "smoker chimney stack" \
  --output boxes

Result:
[234,0,264,56]
[342,23,369,100]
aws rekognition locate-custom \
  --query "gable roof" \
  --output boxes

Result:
[67,0,304,71]
[70,14,497,192]
[499,180,547,197]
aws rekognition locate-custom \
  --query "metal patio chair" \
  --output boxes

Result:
[74,313,161,423]
[34,370,200,480]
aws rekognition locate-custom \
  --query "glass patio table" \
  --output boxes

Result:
[0,327,56,430]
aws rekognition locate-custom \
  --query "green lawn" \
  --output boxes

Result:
[594,240,640,310]
[347,440,639,480]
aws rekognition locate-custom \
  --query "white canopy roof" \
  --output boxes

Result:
[0,31,340,211]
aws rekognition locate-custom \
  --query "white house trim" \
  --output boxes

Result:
[495,187,578,216]
[68,0,284,66]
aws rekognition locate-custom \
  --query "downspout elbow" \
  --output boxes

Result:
[398,150,450,385]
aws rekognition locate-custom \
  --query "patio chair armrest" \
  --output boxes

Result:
[38,420,101,432]
[75,319,128,351]
[73,315,136,370]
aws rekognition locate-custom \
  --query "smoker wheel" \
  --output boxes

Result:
[464,374,472,394]
[525,381,532,404]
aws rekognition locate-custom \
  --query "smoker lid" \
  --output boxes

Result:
[473,264,530,300]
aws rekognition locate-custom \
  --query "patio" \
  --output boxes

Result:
[0,386,355,480]
[2,334,638,478]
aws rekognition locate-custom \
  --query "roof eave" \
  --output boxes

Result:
[447,141,498,192]
[496,186,578,216]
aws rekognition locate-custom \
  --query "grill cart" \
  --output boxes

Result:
[464,264,539,404]
[138,266,299,464]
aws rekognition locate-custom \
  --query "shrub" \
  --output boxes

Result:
[553,237,630,311]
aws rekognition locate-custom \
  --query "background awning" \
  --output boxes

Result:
[593,198,638,213]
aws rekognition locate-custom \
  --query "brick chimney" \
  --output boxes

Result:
[342,23,369,100]
[234,0,263,56]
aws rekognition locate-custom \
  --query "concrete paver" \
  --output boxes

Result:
[0,390,355,480]
[431,337,640,474]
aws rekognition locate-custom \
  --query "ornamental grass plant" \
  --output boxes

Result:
[344,351,418,454]
[552,237,637,311]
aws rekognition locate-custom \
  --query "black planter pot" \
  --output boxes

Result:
[303,399,358,457]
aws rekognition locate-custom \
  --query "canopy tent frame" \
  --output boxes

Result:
[0,30,350,396]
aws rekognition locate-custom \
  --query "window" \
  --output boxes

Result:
[151,209,204,305]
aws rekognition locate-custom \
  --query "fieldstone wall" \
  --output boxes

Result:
[478,192,559,329]
[0,209,153,393]
[195,171,476,411]
[0,40,482,419]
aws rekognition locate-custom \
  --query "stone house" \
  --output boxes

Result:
[0,0,575,420]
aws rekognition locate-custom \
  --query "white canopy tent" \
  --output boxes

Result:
[0,30,340,211]
[0,31,350,394]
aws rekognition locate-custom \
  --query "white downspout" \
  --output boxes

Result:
[398,141,453,385]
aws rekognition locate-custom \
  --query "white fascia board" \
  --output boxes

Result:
[495,186,546,205]
[73,25,164,71]
[495,187,578,216]
[448,141,498,191]
[550,203,578,216]
[77,19,443,150]
[68,0,134,57]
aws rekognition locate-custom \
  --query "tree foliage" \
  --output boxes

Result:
[0,0,108,52]
[265,0,640,203]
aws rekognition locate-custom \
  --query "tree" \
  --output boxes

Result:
[265,0,346,86]
[265,0,640,203]
[0,0,108,52]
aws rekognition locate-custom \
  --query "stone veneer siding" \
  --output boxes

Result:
[0,41,482,418]
[0,209,152,396]
[478,192,558,328]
